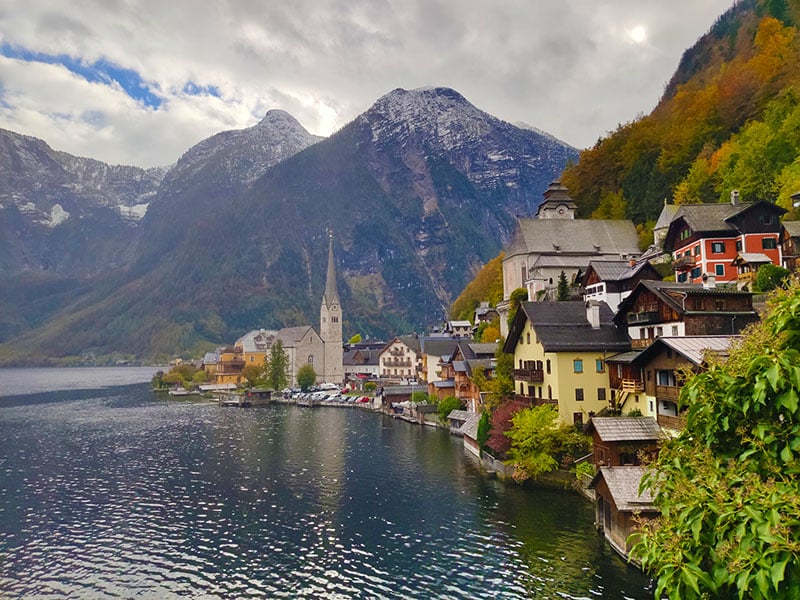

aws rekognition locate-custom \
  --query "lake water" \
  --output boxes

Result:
[0,368,651,598]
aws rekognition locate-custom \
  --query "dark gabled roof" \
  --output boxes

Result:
[783,220,800,239]
[589,466,657,513]
[464,358,495,377]
[586,417,664,442]
[420,338,459,357]
[466,343,498,357]
[505,218,640,258]
[632,335,740,368]
[584,260,659,283]
[664,201,786,250]
[613,280,755,326]
[504,301,630,354]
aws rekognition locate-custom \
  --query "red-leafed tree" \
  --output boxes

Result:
[485,399,528,458]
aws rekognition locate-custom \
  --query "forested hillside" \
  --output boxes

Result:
[561,0,800,232]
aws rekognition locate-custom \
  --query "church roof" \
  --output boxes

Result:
[505,219,640,258]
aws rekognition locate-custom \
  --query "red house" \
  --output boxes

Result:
[663,193,786,286]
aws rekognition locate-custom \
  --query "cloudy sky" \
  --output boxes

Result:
[0,0,734,168]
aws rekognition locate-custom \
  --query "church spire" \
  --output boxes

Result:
[323,231,339,309]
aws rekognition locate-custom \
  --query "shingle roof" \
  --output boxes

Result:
[634,336,740,367]
[783,221,800,238]
[506,218,640,258]
[505,301,630,353]
[587,417,663,442]
[276,326,316,345]
[236,329,280,353]
[398,335,421,353]
[447,409,472,422]
[591,466,657,512]
[466,343,497,357]
[420,338,458,357]
[203,352,219,364]
[673,202,751,233]
[732,252,772,265]
[464,358,495,377]
[586,260,650,281]
[654,202,680,230]
[460,412,482,440]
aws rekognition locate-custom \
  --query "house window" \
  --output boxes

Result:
[250,356,254,362]
[680,228,691,240]
[715,264,725,276]
[736,240,743,252]
[575,388,584,401]
[308,355,314,364]
[672,325,679,336]
[547,385,552,399]
[595,359,604,373]
[573,359,583,373]
[763,238,777,250]
[691,267,702,279]
[693,245,701,256]
[655,326,663,337]
[526,333,531,344]
[677,272,688,283]
[597,388,606,401]
[573,413,583,425]
[546,359,551,374]
[711,242,725,254]
[716,299,726,310]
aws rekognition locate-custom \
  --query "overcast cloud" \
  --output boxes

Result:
[0,0,734,168]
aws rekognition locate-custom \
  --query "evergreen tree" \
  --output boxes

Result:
[264,340,290,391]
[556,271,570,301]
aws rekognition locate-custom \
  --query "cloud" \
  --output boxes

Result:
[0,0,735,167]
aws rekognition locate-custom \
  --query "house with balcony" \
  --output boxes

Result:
[450,341,497,412]
[613,280,758,349]
[503,301,631,426]
[581,260,662,312]
[378,336,421,383]
[663,193,785,285]
[629,335,740,432]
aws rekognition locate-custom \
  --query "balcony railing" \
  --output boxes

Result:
[621,378,644,392]
[627,311,660,325]
[655,384,681,401]
[657,414,687,431]
[673,255,696,271]
[515,394,557,407]
[514,368,544,383]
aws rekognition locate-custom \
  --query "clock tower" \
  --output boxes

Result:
[534,181,577,220]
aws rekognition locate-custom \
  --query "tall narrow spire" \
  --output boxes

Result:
[323,232,339,309]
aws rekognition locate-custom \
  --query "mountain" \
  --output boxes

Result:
[0,87,577,364]
[561,0,800,226]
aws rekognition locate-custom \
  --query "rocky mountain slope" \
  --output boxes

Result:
[0,87,577,363]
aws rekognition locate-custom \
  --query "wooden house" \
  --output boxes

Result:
[582,259,661,312]
[613,280,757,349]
[589,466,658,560]
[781,220,800,272]
[585,417,663,469]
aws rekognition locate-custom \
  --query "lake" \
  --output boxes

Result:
[0,368,651,598]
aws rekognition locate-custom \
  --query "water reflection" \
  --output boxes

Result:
[0,382,651,598]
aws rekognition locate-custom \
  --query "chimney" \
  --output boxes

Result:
[628,259,637,268]
[702,273,716,289]
[586,301,601,329]
[731,190,740,205]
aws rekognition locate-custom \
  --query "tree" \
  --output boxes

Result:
[507,288,528,329]
[264,340,290,391]
[556,271,570,301]
[296,364,317,392]
[505,405,591,482]
[349,333,362,344]
[485,399,528,457]
[411,390,432,405]
[630,279,800,599]
[191,370,209,384]
[755,263,791,292]
[470,340,515,410]
[476,411,491,453]
[437,396,463,423]
[240,364,263,388]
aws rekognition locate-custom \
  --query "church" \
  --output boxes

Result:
[209,235,344,386]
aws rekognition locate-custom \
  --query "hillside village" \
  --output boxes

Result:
[172,180,800,562]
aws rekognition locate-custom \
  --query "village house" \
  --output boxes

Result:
[418,337,459,385]
[378,336,421,383]
[498,182,640,335]
[586,417,663,469]
[781,220,800,272]
[473,301,499,327]
[613,280,758,350]
[663,192,786,286]
[589,466,658,560]
[581,259,662,312]
[445,320,473,337]
[629,335,740,432]
[451,341,497,412]
[342,341,384,385]
[504,301,631,426]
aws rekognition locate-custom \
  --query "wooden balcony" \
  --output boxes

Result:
[737,271,757,283]
[655,384,681,401]
[514,368,544,383]
[673,255,696,271]
[620,379,644,392]
[515,394,557,407]
[627,310,660,325]
[657,414,686,431]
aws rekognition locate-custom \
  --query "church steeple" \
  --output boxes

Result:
[319,231,343,384]
[322,233,340,309]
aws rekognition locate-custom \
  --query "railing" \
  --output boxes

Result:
[657,414,687,431]
[621,379,644,392]
[515,394,557,407]
[388,348,406,356]
[514,368,544,383]
[627,310,660,325]
[737,271,757,283]
[673,255,696,271]
[655,384,681,401]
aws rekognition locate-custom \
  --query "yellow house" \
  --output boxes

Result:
[503,301,631,426]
